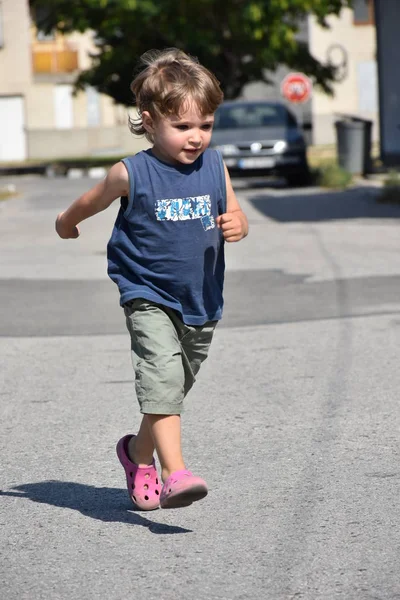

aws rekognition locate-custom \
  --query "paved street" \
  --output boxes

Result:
[1,174,400,599]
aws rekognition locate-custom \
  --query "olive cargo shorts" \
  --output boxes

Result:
[123,299,217,415]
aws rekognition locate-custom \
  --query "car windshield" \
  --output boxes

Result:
[213,103,292,130]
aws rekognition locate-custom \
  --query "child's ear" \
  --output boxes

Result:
[142,111,155,134]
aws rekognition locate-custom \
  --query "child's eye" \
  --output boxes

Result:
[202,124,213,131]
[176,125,188,131]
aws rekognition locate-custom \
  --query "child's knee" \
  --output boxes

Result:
[136,355,186,414]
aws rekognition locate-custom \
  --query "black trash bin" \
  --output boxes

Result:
[335,116,373,176]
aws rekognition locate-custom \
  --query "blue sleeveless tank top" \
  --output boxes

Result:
[107,148,226,325]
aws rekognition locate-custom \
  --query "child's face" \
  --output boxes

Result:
[143,101,215,166]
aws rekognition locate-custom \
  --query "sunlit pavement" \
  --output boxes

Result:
[1,175,400,599]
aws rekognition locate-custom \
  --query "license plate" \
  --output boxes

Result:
[238,157,275,169]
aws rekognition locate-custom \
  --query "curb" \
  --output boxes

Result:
[0,165,108,179]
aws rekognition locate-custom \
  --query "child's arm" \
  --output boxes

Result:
[55,161,129,239]
[216,163,249,242]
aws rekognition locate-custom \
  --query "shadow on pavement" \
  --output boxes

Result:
[0,481,192,534]
[2,271,400,336]
[249,186,400,222]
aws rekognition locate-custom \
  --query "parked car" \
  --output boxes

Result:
[210,100,310,186]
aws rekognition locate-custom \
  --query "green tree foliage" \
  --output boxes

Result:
[30,0,352,105]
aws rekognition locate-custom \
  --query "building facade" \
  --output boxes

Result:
[309,0,377,145]
[0,0,146,161]
[0,0,377,161]
[242,1,377,147]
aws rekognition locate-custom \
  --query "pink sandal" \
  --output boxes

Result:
[160,469,208,509]
[116,434,161,511]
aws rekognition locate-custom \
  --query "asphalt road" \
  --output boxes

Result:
[1,175,400,600]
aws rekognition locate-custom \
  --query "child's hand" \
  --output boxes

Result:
[216,212,247,242]
[55,212,80,239]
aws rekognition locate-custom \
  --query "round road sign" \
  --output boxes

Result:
[281,72,312,104]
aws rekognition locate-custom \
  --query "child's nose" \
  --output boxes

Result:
[189,130,202,145]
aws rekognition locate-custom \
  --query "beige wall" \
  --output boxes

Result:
[68,30,97,71]
[73,90,87,128]
[25,84,54,128]
[27,125,149,159]
[309,9,378,144]
[101,95,119,127]
[0,0,32,94]
[59,31,122,129]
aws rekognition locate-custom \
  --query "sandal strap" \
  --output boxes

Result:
[164,469,193,487]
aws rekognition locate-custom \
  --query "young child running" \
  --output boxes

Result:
[55,48,248,510]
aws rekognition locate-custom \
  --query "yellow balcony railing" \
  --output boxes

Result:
[32,49,79,74]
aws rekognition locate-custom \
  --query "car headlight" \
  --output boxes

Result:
[214,144,239,155]
[273,140,288,153]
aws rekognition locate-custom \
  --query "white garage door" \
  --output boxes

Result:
[0,96,26,161]
[54,84,73,129]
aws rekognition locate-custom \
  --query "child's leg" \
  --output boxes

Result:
[129,413,186,480]
[123,300,188,478]
[147,414,186,481]
[127,414,155,466]
[121,299,215,507]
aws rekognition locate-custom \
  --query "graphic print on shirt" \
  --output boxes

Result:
[155,194,215,230]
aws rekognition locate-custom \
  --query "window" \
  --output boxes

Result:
[54,85,73,129]
[36,30,55,42]
[353,0,375,25]
[34,6,55,41]
[86,87,100,127]
[214,103,290,130]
